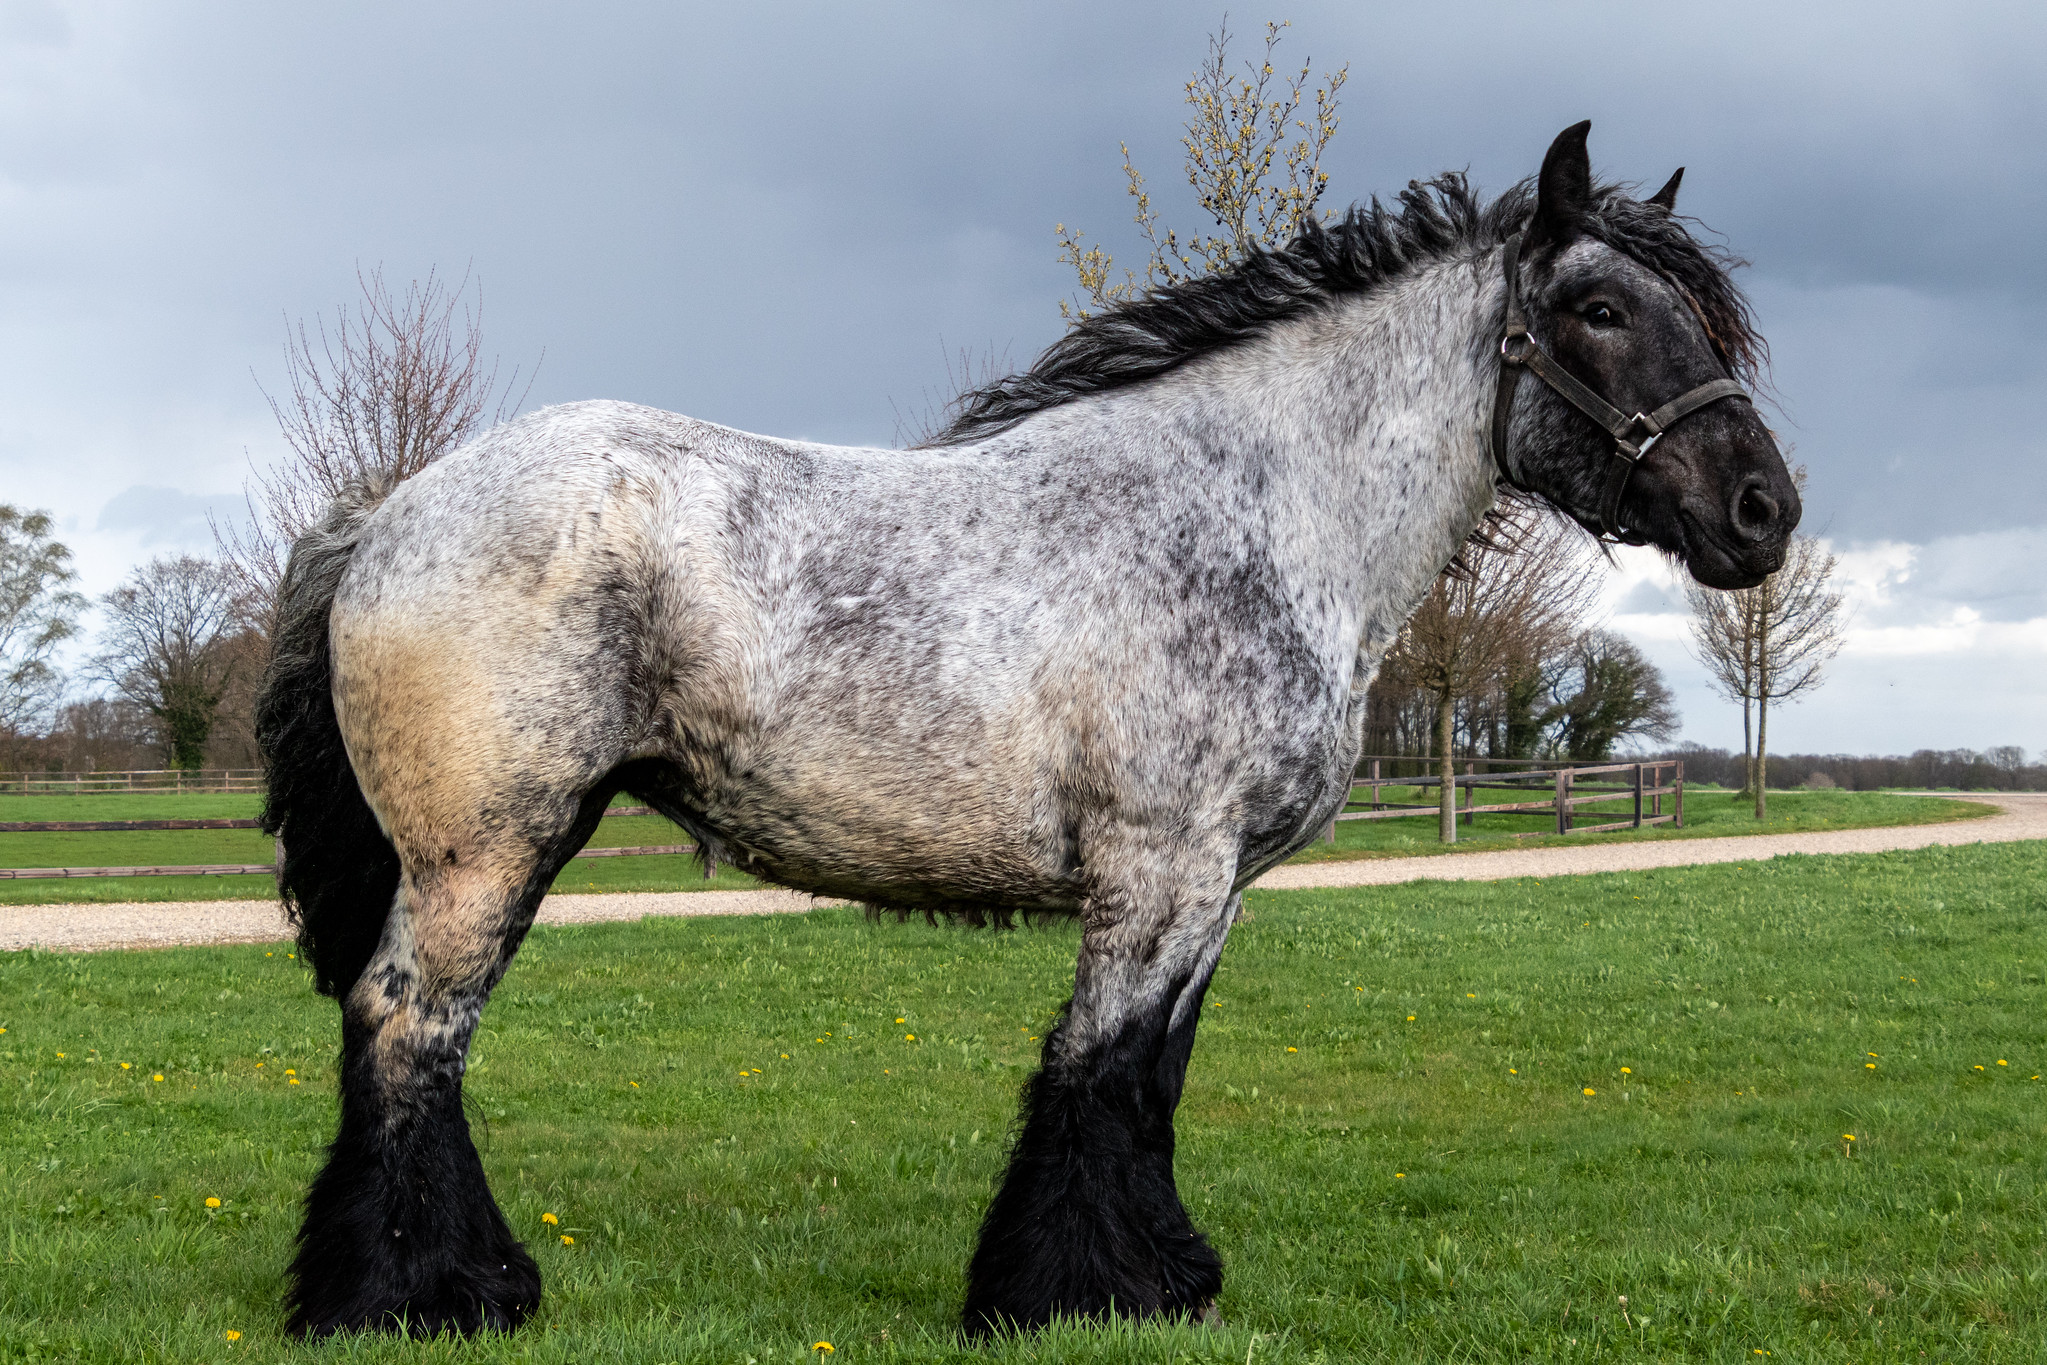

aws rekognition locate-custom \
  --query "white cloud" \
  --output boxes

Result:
[1601,526,2047,756]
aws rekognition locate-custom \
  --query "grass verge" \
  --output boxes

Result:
[3,839,2043,1360]
[0,789,1994,906]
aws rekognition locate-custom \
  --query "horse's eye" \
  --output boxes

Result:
[1583,302,1617,327]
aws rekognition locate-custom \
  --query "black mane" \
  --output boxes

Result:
[935,172,1765,444]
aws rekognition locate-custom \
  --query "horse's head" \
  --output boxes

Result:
[1500,122,1799,589]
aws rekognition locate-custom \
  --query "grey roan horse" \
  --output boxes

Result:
[257,122,1798,1338]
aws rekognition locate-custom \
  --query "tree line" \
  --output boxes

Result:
[1642,743,2045,793]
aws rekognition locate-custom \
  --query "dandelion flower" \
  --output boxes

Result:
[814,1344,835,1355]
[1865,1063,1876,1070]
[120,1062,131,1070]
[205,1197,221,1208]
[56,1052,64,1058]
[561,1235,574,1245]
[1583,1088,1596,1096]
[896,1017,905,1024]
[152,1074,164,1082]
[1286,1047,1297,1053]
[1406,1015,1415,1022]
[1975,1065,1985,1071]
[1620,1067,1631,1075]
[905,1034,916,1042]
[1466,993,1476,998]
[1843,1134,1855,1141]
[1509,1069,1518,1075]
[1394,1172,1404,1178]
[224,1330,241,1341]
[1998,1060,2008,1066]
[1867,1052,1879,1058]
[543,1213,559,1225]
[781,1054,790,1060]
[629,1081,639,1088]
[285,1069,295,1077]
[255,1062,263,1068]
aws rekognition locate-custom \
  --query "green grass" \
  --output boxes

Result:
[4,840,2045,1361]
[0,795,762,905]
[0,788,1991,906]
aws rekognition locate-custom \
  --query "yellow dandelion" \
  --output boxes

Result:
[1975,1065,1985,1071]
[561,1235,574,1245]
[205,1197,221,1208]
[814,1344,835,1356]
[1866,1063,1876,1070]
[224,1329,241,1341]
[896,1017,905,1023]
[255,1062,264,1068]
[1406,1015,1415,1021]
[1867,1052,1879,1057]
[285,1069,295,1076]
[781,1054,790,1059]
[751,1068,761,1074]
[1582,1088,1596,1096]
[543,1212,559,1224]
[1466,993,1475,998]
[1394,1172,1404,1178]
[1509,1068,1518,1075]
[905,1034,916,1042]
[152,1073,164,1082]
[1843,1134,1855,1141]
[1998,1060,2008,1066]
[287,953,294,959]
[1620,1067,1631,1075]
[120,1061,132,1070]
[1286,1047,1297,1053]
[55,1052,64,1058]
[629,1081,640,1088]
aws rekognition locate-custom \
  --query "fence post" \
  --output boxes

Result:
[1554,767,1570,835]
[1371,758,1381,811]
[1674,762,1684,828]
[1633,763,1644,829]
[1463,761,1474,826]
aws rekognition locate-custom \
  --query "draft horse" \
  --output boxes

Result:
[258,122,1799,1337]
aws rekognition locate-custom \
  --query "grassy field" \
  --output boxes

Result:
[3,839,2043,1361]
[0,788,1990,905]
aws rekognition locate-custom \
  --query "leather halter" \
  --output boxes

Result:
[1489,230,1751,545]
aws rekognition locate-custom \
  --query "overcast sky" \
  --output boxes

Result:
[2,0,2041,756]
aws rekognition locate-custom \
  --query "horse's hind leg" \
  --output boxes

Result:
[962,847,1238,1336]
[287,791,608,1337]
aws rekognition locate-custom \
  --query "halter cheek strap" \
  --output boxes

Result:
[1490,230,1751,544]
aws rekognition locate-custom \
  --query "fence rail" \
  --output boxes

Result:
[0,769,264,794]
[0,804,699,880]
[1325,757,1683,839]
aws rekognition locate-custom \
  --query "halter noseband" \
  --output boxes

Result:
[1489,230,1751,545]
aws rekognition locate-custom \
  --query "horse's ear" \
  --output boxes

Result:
[1647,167,1683,212]
[1532,120,1594,248]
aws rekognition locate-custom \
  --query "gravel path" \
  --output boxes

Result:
[6,794,2040,955]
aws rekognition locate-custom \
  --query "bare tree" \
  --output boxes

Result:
[1380,513,1601,841]
[215,265,532,626]
[0,506,87,766]
[1685,490,1844,818]
[90,555,241,771]
[1054,19,1346,321]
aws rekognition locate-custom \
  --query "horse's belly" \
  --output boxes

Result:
[680,752,1081,915]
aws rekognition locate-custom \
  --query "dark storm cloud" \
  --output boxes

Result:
[0,0,2041,559]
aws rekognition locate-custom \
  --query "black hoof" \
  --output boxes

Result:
[287,1241,541,1338]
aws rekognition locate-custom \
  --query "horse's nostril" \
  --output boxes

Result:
[1732,477,1779,540]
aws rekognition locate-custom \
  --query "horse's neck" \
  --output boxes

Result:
[1169,253,1503,659]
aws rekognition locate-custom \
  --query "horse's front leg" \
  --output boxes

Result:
[963,858,1238,1336]
[287,858,547,1338]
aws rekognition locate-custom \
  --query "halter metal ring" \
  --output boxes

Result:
[1500,331,1533,364]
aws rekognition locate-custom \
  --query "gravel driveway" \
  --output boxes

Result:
[6,793,2040,955]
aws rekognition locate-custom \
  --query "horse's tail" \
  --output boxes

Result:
[256,474,402,1000]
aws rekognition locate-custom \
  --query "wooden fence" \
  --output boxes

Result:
[0,806,695,880]
[1325,756,1683,839]
[0,769,265,794]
